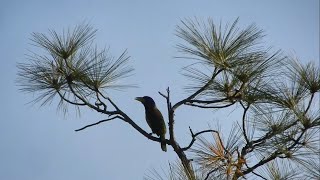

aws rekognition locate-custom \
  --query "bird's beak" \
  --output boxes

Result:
[135,97,144,103]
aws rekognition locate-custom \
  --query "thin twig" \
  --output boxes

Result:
[305,92,314,114]
[251,171,267,180]
[57,91,86,105]
[158,91,167,99]
[182,127,219,151]
[75,116,122,131]
[107,97,120,111]
[95,91,107,111]
[241,102,250,144]
[172,68,222,111]
[186,98,228,104]
[242,151,281,176]
[204,167,220,180]
[248,120,299,151]
[244,163,267,180]
[185,102,235,109]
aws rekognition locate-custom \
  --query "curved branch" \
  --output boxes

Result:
[248,120,299,152]
[204,166,223,180]
[185,102,235,109]
[305,92,315,114]
[242,151,280,176]
[244,163,267,180]
[57,90,86,105]
[182,127,219,151]
[95,91,107,111]
[172,68,223,110]
[186,97,228,104]
[75,116,123,131]
[241,102,250,144]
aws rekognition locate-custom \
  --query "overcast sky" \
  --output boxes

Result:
[1,0,319,179]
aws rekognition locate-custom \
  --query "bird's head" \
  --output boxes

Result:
[135,96,156,108]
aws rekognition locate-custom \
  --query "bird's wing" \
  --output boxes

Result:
[152,107,166,135]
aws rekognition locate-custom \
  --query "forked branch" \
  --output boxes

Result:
[159,87,196,180]
[182,127,219,151]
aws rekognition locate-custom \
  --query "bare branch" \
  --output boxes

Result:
[95,91,107,111]
[106,97,121,111]
[158,91,168,99]
[172,68,223,111]
[67,82,99,109]
[182,127,219,151]
[251,170,267,180]
[204,166,223,180]
[57,91,86,106]
[305,92,315,113]
[185,102,235,109]
[241,102,250,144]
[75,116,123,131]
[242,152,280,176]
[98,91,108,99]
[186,98,228,104]
[248,120,299,152]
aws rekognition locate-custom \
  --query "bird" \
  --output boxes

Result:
[135,96,167,152]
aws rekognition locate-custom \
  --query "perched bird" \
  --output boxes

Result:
[135,96,167,152]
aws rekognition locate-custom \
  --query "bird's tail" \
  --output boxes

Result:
[160,135,167,152]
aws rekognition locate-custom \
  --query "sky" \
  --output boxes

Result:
[0,0,319,180]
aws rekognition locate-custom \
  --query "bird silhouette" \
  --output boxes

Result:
[135,96,167,152]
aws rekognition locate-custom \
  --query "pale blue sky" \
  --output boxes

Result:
[0,1,319,179]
